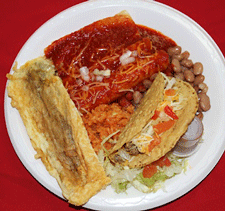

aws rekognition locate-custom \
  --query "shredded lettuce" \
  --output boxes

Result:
[100,151,188,194]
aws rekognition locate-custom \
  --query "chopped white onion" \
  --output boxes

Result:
[79,66,90,82]
[120,50,132,60]
[96,75,104,82]
[93,68,111,77]
[120,50,136,65]
[82,75,90,82]
[161,72,176,90]
[79,66,89,75]
[121,57,136,66]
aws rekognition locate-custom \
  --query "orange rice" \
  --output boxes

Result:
[82,103,134,154]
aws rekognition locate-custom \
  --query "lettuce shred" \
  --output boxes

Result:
[99,151,188,194]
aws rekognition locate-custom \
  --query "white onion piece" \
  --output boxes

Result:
[79,66,89,75]
[120,50,136,65]
[96,75,104,82]
[120,50,132,61]
[82,75,90,82]
[121,57,136,65]
[172,143,201,157]
[79,66,90,82]
[177,116,203,148]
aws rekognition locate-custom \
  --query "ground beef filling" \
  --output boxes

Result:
[82,103,134,154]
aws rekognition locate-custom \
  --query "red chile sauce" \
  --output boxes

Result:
[45,22,177,112]
[137,25,176,52]
[137,25,176,76]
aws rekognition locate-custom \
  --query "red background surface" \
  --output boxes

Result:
[1,0,224,210]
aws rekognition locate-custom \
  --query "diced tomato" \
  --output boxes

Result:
[153,119,175,134]
[143,164,158,178]
[153,156,171,167]
[151,109,160,120]
[165,88,176,96]
[164,157,172,167]
[164,105,178,120]
[148,135,161,152]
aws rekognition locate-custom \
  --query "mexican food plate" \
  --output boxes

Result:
[4,0,225,210]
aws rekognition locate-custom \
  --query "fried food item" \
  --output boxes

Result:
[7,57,111,206]
[109,73,199,168]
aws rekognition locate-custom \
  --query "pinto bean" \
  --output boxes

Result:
[171,58,181,72]
[172,53,184,61]
[194,74,205,85]
[181,51,190,60]
[167,46,182,56]
[143,79,152,89]
[133,91,143,104]
[174,72,185,81]
[193,62,203,75]
[196,111,204,120]
[198,83,208,93]
[184,70,195,82]
[181,59,193,68]
[193,85,199,93]
[181,66,189,72]
[150,73,158,81]
[198,93,211,111]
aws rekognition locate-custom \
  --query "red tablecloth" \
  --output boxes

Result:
[1,0,224,210]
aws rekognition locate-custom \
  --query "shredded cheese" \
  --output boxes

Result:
[130,74,184,155]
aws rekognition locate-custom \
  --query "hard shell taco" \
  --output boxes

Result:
[109,72,198,168]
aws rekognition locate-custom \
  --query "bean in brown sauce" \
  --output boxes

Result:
[198,93,211,111]
[133,91,143,104]
[150,73,158,81]
[196,111,204,120]
[181,51,190,60]
[193,62,203,75]
[181,59,193,68]
[172,53,184,61]
[198,83,208,93]
[167,46,182,56]
[172,58,181,72]
[181,66,189,73]
[174,72,185,81]
[184,70,195,82]
[194,74,205,85]
[143,79,152,89]
[167,45,210,115]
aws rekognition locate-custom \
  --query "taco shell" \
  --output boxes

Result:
[109,73,198,168]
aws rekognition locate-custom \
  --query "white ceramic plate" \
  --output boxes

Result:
[4,0,225,210]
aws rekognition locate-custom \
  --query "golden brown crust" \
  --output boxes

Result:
[109,73,165,154]
[109,73,198,168]
[7,57,111,206]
